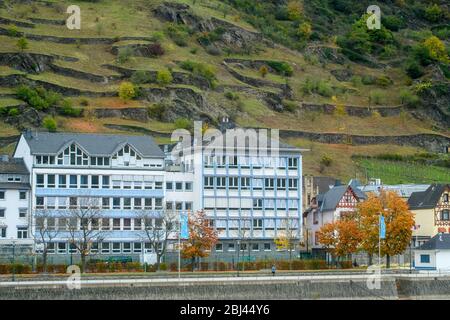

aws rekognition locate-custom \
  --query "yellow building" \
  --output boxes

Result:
[408,184,450,247]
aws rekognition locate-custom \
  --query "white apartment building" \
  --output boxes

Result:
[0,155,33,261]
[8,129,304,262]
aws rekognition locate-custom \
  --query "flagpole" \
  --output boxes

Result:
[379,214,381,268]
[178,211,181,280]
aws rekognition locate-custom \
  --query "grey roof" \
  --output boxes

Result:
[0,157,29,175]
[314,176,339,194]
[320,185,367,212]
[24,132,165,158]
[417,233,450,250]
[0,182,30,190]
[359,184,430,198]
[408,184,450,210]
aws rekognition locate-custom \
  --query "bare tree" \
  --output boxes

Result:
[32,209,60,273]
[275,218,300,269]
[237,213,252,271]
[136,209,177,270]
[64,197,105,273]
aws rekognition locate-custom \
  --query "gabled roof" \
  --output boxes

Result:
[417,233,450,250]
[0,157,29,175]
[23,132,165,158]
[319,185,367,212]
[408,184,450,210]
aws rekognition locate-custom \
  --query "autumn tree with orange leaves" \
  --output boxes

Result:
[181,210,218,271]
[358,190,414,268]
[317,218,362,263]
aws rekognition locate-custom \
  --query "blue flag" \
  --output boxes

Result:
[379,215,386,239]
[180,212,189,239]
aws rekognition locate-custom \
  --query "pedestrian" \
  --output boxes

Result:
[271,264,276,276]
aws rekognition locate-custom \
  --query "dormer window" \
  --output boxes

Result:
[113,144,141,167]
[57,143,89,166]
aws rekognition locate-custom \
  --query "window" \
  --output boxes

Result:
[288,178,298,190]
[175,182,183,191]
[228,243,235,252]
[19,191,27,200]
[176,202,182,210]
[69,175,78,188]
[124,198,131,210]
[0,209,4,218]
[91,176,99,189]
[133,243,142,253]
[155,181,163,189]
[265,178,274,190]
[0,227,6,238]
[113,218,121,230]
[253,219,263,229]
[155,198,163,210]
[47,175,55,188]
[288,157,298,169]
[36,174,44,188]
[443,193,449,203]
[313,211,319,225]
[185,182,193,191]
[123,243,131,253]
[102,198,110,209]
[101,242,110,254]
[166,182,173,190]
[69,197,77,208]
[58,143,88,166]
[80,175,88,188]
[441,210,450,221]
[229,177,238,189]
[185,202,193,211]
[204,177,214,189]
[19,208,27,218]
[420,254,430,264]
[264,243,271,251]
[134,198,142,210]
[166,202,173,211]
[123,218,131,230]
[240,177,250,190]
[215,243,223,252]
[101,218,111,231]
[113,198,121,209]
[17,227,28,239]
[277,178,286,190]
[112,243,121,253]
[58,175,67,188]
[102,176,110,188]
[144,198,152,209]
[252,243,259,251]
[216,177,226,189]
[253,199,263,209]
[58,243,67,254]
[0,191,5,200]
[134,219,142,230]
[36,197,44,209]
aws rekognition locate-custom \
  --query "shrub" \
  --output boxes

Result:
[117,47,134,64]
[16,36,28,51]
[205,45,222,56]
[166,23,190,47]
[350,75,362,86]
[190,47,198,55]
[297,22,312,40]
[406,60,424,79]
[43,116,57,132]
[301,78,333,97]
[361,75,376,85]
[320,154,333,167]
[131,70,153,84]
[424,4,443,23]
[369,90,384,105]
[8,108,19,117]
[259,65,268,78]
[80,98,89,106]
[150,31,165,42]
[118,81,136,101]
[399,89,420,107]
[174,118,191,130]
[146,43,165,57]
[169,263,178,272]
[60,101,83,117]
[224,91,239,101]
[282,100,297,112]
[156,69,173,86]
[382,15,405,31]
[7,24,19,37]
[159,263,168,271]
[148,102,166,120]
[266,61,293,76]
[16,86,56,110]
[422,36,448,63]
[376,76,393,87]
[179,60,217,87]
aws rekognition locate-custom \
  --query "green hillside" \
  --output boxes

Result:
[0,0,448,183]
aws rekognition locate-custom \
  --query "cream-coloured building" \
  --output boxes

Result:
[408,184,450,247]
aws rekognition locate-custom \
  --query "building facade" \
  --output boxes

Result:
[9,130,304,263]
[0,155,32,261]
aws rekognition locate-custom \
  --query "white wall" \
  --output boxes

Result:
[0,189,31,244]
[414,250,436,270]
[436,251,450,271]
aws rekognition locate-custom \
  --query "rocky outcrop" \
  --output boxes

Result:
[153,2,264,51]
[49,64,121,83]
[0,74,27,87]
[330,68,354,82]
[304,45,347,65]
[4,107,42,129]
[28,17,65,25]
[0,52,54,73]
[94,108,149,122]
[0,135,20,148]
[0,16,34,28]
[279,130,450,153]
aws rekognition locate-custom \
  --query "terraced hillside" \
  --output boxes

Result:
[0,0,448,182]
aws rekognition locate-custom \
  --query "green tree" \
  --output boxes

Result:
[425,4,443,23]
[423,36,448,63]
[297,22,312,40]
[43,116,57,132]
[16,36,28,51]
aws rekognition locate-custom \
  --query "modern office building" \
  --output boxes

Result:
[9,129,304,262]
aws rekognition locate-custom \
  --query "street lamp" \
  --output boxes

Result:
[11,238,16,282]
[236,239,240,277]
